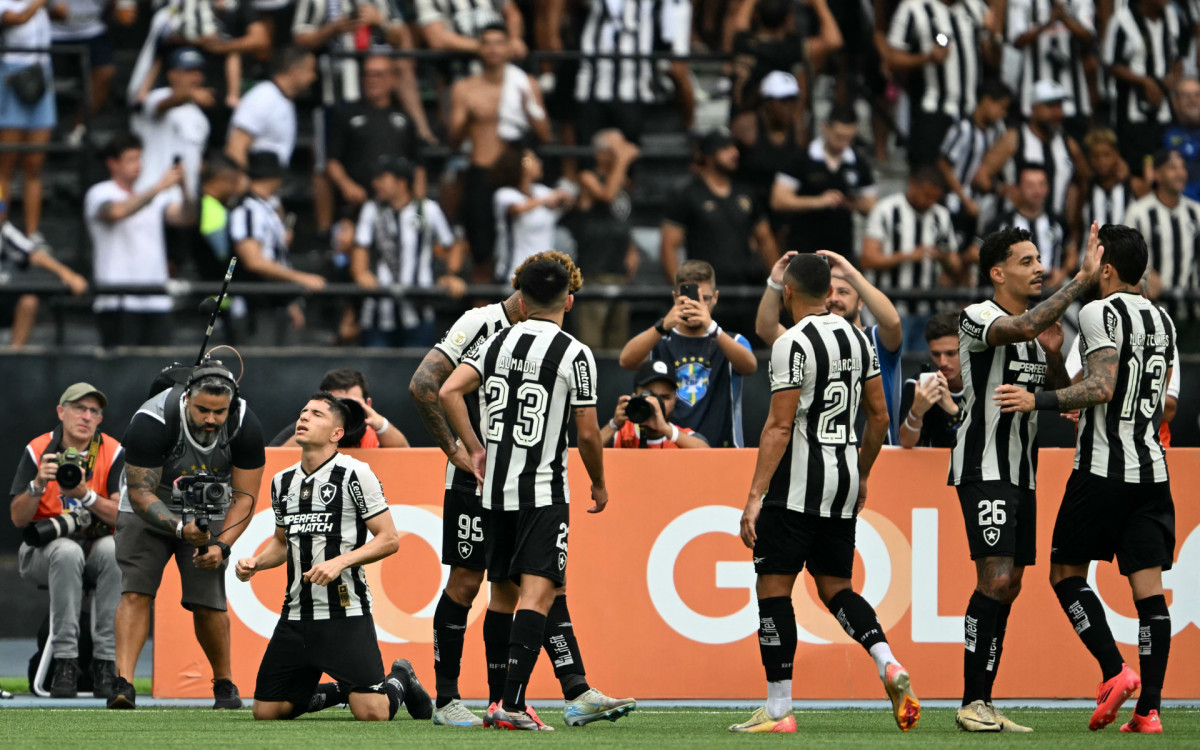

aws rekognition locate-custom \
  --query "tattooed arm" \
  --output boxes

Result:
[986,222,1105,347]
[409,349,474,474]
[124,463,178,534]
[994,348,1118,413]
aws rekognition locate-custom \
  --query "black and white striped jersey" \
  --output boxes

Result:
[864,192,957,314]
[1125,192,1200,294]
[1009,124,1075,218]
[949,301,1049,489]
[985,209,1068,272]
[414,0,506,39]
[465,319,598,510]
[887,0,987,118]
[271,452,389,621]
[0,220,36,279]
[1082,179,1135,229]
[574,0,691,105]
[229,192,290,270]
[433,301,514,492]
[1074,293,1174,483]
[762,312,880,520]
[1103,4,1185,126]
[1007,0,1094,118]
[293,0,398,106]
[940,117,1006,215]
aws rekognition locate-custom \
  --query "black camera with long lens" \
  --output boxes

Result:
[175,472,230,553]
[23,508,92,547]
[55,447,87,490]
[625,393,666,424]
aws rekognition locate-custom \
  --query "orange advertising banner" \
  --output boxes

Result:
[153,448,1200,699]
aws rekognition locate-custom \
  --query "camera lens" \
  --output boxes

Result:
[56,462,84,490]
[204,483,225,503]
[626,396,653,424]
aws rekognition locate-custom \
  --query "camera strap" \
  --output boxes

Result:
[47,424,102,479]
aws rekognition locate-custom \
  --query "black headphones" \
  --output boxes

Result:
[185,359,244,447]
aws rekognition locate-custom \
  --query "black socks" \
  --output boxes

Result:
[1134,595,1170,716]
[757,596,797,683]
[826,589,888,651]
[1053,577,1124,681]
[502,609,546,712]
[963,591,1002,705]
[483,608,513,705]
[983,603,1011,703]
[544,595,590,700]
[432,591,471,708]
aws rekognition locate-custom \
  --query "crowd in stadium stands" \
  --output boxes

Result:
[1,0,1199,351]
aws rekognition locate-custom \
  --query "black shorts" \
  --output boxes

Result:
[1051,470,1175,576]
[753,505,856,579]
[463,165,497,266]
[254,615,385,704]
[484,504,569,587]
[442,488,486,570]
[956,481,1037,566]
[908,110,955,168]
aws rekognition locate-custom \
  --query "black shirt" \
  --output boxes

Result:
[663,175,766,285]
[775,138,875,254]
[730,30,806,112]
[898,378,965,448]
[573,180,633,278]
[327,98,421,191]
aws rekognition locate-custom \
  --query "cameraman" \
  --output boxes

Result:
[602,361,709,449]
[109,367,266,710]
[898,312,964,449]
[10,384,123,699]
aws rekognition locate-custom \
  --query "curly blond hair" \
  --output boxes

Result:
[511,250,583,293]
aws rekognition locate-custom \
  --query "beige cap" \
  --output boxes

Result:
[59,383,108,409]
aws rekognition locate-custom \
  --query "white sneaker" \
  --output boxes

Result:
[65,124,86,148]
[562,688,637,726]
[432,698,483,727]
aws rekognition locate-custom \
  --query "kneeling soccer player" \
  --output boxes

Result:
[735,254,920,733]
[235,392,432,721]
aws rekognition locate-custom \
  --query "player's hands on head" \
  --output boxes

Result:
[193,546,223,570]
[587,484,608,514]
[816,249,854,278]
[302,558,346,587]
[993,384,1036,413]
[235,558,257,582]
[739,495,761,548]
[182,520,211,546]
[770,251,798,285]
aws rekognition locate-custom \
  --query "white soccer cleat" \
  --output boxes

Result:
[562,688,637,726]
[432,698,484,727]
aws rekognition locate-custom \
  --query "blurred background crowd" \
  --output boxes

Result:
[1,0,1199,353]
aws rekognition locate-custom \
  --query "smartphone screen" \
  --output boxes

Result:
[679,282,700,302]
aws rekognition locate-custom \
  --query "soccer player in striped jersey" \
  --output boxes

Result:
[994,225,1176,734]
[734,254,919,735]
[439,257,634,730]
[236,393,432,723]
[410,251,630,727]
[949,223,1103,732]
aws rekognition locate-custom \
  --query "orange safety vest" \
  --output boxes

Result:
[25,431,122,522]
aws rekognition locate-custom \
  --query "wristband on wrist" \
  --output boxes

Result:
[176,521,184,539]
[81,489,98,508]
[608,418,619,430]
[706,320,719,337]
[766,279,784,292]
[669,424,680,443]
[653,317,668,336]
[375,416,389,435]
[1034,391,1061,411]
[214,541,231,560]
[28,480,44,497]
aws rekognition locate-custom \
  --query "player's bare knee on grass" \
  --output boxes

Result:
[349,693,390,722]
[252,701,293,721]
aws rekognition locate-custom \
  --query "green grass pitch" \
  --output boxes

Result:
[2,704,1198,749]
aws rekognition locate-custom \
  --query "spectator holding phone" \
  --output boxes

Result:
[619,260,757,448]
[898,312,964,449]
[601,360,709,449]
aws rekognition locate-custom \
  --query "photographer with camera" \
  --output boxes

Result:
[109,363,265,710]
[602,360,709,449]
[10,383,124,699]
